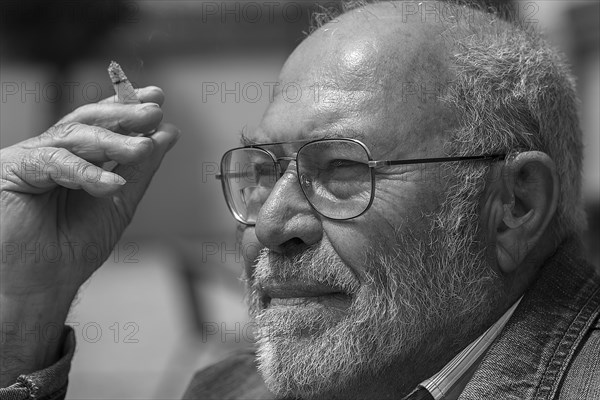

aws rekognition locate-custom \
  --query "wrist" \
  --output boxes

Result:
[1,289,75,333]
[1,291,74,386]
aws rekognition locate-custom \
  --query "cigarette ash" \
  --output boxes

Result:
[108,61,128,84]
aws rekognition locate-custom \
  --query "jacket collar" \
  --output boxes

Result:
[459,238,600,399]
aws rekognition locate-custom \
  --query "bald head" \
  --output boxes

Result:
[284,1,455,88]
[259,2,461,160]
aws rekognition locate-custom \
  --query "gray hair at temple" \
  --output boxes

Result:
[311,0,586,242]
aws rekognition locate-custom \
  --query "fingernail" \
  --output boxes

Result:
[138,103,159,111]
[101,171,126,185]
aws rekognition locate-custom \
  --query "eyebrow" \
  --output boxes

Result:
[240,131,256,146]
[238,128,368,147]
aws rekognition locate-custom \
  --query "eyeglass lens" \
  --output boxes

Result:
[296,140,372,220]
[220,140,373,224]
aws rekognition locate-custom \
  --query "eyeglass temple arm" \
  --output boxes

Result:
[368,154,506,168]
[216,154,507,176]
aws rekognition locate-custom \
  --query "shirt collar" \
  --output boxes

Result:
[419,297,523,399]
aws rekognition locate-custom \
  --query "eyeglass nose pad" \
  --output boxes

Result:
[276,153,298,177]
[300,173,313,193]
[278,160,290,174]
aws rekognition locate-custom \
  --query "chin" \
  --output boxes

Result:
[253,298,410,400]
[256,336,360,399]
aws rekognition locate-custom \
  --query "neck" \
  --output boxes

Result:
[299,335,473,400]
[505,232,566,301]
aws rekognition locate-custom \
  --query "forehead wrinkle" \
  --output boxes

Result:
[240,125,370,147]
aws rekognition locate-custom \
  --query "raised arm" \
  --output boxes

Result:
[0,86,180,386]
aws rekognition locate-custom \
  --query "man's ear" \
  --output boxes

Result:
[484,151,559,274]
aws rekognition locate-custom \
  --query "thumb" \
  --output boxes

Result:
[109,122,180,220]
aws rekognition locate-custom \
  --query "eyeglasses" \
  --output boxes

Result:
[217,138,505,226]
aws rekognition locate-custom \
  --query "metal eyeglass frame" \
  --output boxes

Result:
[217,138,506,226]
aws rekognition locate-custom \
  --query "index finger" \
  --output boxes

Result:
[99,86,165,106]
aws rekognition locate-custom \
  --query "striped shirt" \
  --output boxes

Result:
[420,298,523,399]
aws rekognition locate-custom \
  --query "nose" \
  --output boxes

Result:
[254,161,322,253]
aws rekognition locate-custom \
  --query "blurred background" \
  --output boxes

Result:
[0,0,598,398]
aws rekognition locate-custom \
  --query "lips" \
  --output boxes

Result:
[260,281,351,310]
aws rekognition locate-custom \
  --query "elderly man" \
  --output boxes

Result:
[1,1,598,399]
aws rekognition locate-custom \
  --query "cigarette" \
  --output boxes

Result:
[108,61,140,104]
[103,61,142,172]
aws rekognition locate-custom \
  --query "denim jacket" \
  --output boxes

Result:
[458,239,600,399]
[2,239,598,399]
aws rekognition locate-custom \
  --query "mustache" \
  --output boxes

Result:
[249,241,361,297]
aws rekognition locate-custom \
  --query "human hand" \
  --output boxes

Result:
[0,86,179,383]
